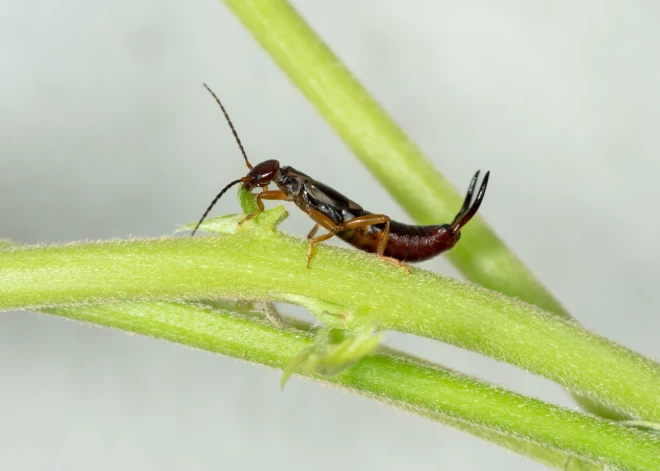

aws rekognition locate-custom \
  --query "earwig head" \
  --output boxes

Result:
[450,170,490,234]
[242,159,281,191]
[192,84,276,236]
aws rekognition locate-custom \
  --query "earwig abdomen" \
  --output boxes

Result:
[337,218,457,263]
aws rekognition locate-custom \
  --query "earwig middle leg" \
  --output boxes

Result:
[239,189,289,225]
[306,210,340,268]
[338,214,411,273]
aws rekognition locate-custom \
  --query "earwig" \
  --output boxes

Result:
[193,84,490,272]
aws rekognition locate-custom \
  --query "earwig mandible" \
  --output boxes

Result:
[192,84,490,273]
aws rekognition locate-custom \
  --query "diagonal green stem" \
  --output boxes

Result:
[2,221,659,425]
[220,0,622,420]
[44,301,657,470]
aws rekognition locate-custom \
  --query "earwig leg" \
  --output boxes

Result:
[374,218,412,274]
[307,230,339,268]
[336,214,412,274]
[305,211,411,273]
[308,213,412,273]
[306,210,340,268]
[376,255,411,273]
[239,189,289,225]
[307,223,320,240]
[308,209,338,232]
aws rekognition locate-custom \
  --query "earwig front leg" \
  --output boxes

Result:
[239,189,288,225]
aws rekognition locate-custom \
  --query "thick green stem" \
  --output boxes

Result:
[2,223,659,425]
[44,302,658,470]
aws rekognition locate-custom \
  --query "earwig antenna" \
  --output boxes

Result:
[202,83,253,169]
[451,171,490,233]
[191,179,243,236]
[453,170,480,224]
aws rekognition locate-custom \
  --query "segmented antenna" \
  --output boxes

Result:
[202,83,252,169]
[191,179,243,236]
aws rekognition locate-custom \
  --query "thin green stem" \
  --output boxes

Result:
[2,217,659,425]
[44,301,657,470]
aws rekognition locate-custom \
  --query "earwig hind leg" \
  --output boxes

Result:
[336,214,412,274]
[307,223,320,240]
[377,254,411,273]
[374,217,411,274]
[239,189,288,225]
[305,211,412,273]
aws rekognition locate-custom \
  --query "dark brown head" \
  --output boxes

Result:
[242,159,280,191]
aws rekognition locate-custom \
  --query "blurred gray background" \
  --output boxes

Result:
[1,1,659,469]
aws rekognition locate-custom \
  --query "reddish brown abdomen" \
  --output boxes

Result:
[337,221,455,263]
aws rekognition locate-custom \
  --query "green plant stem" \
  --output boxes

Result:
[220,0,624,420]
[44,301,656,470]
[0,239,15,249]
[2,227,659,424]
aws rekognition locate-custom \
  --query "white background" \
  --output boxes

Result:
[1,1,659,469]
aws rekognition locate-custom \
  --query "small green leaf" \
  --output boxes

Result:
[281,325,382,388]
[281,294,353,328]
[237,187,260,214]
[177,206,288,235]
[178,214,245,234]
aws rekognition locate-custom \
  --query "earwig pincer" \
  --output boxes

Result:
[192,84,490,273]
